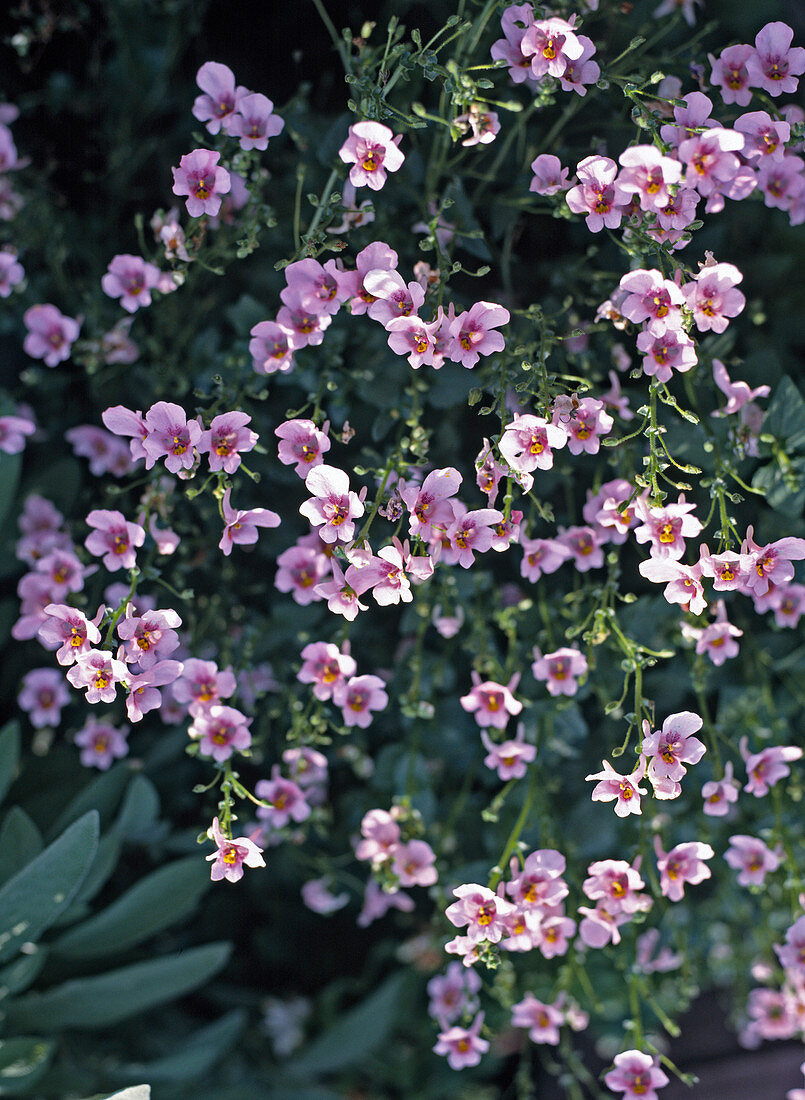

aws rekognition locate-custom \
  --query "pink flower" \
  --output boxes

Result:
[740,526,805,597]
[74,717,129,769]
[66,648,129,704]
[635,928,682,973]
[711,359,770,416]
[39,603,102,665]
[559,35,600,95]
[197,411,257,474]
[747,22,805,97]
[301,878,349,914]
[735,110,790,163]
[507,848,568,910]
[512,995,564,1045]
[741,738,803,797]
[605,1049,669,1100]
[557,525,604,571]
[65,425,134,477]
[348,240,398,315]
[445,884,515,944]
[531,647,587,697]
[460,672,522,729]
[124,659,183,723]
[522,17,584,80]
[583,858,651,915]
[725,834,782,887]
[274,541,329,605]
[172,657,236,716]
[633,495,702,560]
[300,464,365,544]
[192,62,247,134]
[444,508,504,567]
[709,44,755,106]
[23,304,81,367]
[775,914,805,975]
[757,156,805,210]
[566,155,625,231]
[428,963,481,1028]
[400,467,462,541]
[386,315,439,369]
[190,704,252,762]
[171,149,231,218]
[18,667,70,728]
[223,92,284,150]
[682,261,745,333]
[297,640,356,701]
[640,712,706,794]
[577,901,631,947]
[499,413,567,474]
[392,839,438,887]
[219,488,280,556]
[769,583,805,628]
[275,418,330,476]
[142,401,202,473]
[559,396,613,454]
[249,320,296,375]
[433,1012,489,1070]
[282,258,349,317]
[616,146,683,213]
[678,127,745,197]
[654,837,714,901]
[357,879,415,926]
[206,816,265,883]
[256,768,311,830]
[84,509,145,571]
[636,328,697,384]
[519,537,571,581]
[586,758,647,817]
[363,268,425,326]
[481,724,536,780]
[639,557,707,615]
[448,302,509,369]
[355,808,400,865]
[490,5,536,84]
[283,746,328,790]
[453,103,500,145]
[313,557,368,620]
[101,254,161,313]
[0,249,24,296]
[333,674,388,728]
[0,414,35,454]
[618,269,685,334]
[530,153,571,194]
[359,538,433,605]
[338,121,405,191]
[702,761,740,816]
[102,405,148,464]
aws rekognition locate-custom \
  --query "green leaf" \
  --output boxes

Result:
[46,766,128,841]
[53,857,209,959]
[284,971,407,1080]
[111,1009,245,1083]
[0,809,43,886]
[112,775,161,841]
[0,723,20,809]
[0,946,48,1001]
[6,942,231,1031]
[764,375,805,452]
[0,811,98,963]
[0,1037,54,1095]
[58,834,121,921]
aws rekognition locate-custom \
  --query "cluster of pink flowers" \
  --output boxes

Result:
[249,239,510,378]
[355,806,437,922]
[297,640,388,729]
[492,7,600,98]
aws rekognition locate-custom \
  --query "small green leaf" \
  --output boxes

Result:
[0,946,48,1001]
[111,1009,245,1083]
[53,857,209,959]
[5,942,231,1030]
[112,775,161,841]
[0,809,43,886]
[0,811,98,963]
[284,971,408,1080]
[0,1037,54,1095]
[0,724,20,809]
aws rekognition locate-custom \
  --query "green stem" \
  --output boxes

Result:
[488,769,537,890]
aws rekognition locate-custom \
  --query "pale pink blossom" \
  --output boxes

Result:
[725,834,782,887]
[339,122,404,191]
[0,414,34,454]
[559,397,613,455]
[84,509,145,571]
[566,155,625,232]
[171,149,231,218]
[490,5,536,85]
[445,884,515,944]
[223,92,284,151]
[583,859,652,915]
[219,488,280,556]
[101,254,161,313]
[678,127,745,197]
[274,541,329,605]
[460,672,522,729]
[702,760,740,816]
[256,767,311,830]
[709,44,754,106]
[711,359,770,417]
[511,995,564,1045]
[605,1049,669,1100]
[519,537,571,581]
[197,411,257,474]
[66,648,129,704]
[641,712,706,794]
[74,717,129,769]
[453,103,500,145]
[392,839,438,887]
[448,302,509,369]
[300,464,365,544]
[740,526,805,597]
[499,413,567,474]
[636,328,697,384]
[142,401,202,473]
[190,704,252,761]
[275,418,330,476]
[298,641,356,701]
[530,153,571,194]
[654,837,714,901]
[531,647,587,697]
[433,1012,489,1070]
[206,816,265,883]
[192,62,247,134]
[616,147,683,213]
[38,603,102,665]
[18,667,70,727]
[634,495,702,560]
[357,879,415,926]
[586,757,647,817]
[481,724,536,780]
[333,674,388,728]
[639,557,707,615]
[0,249,23,296]
[558,35,600,95]
[23,304,80,367]
[65,425,133,477]
[427,963,481,1028]
[355,808,400,865]
[172,657,236,715]
[741,738,803,797]
[521,17,584,81]
[301,878,349,914]
[249,320,296,374]
[747,22,805,97]
[124,659,183,723]
[444,507,504,568]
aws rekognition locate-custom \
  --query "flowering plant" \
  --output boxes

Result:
[2,0,805,1095]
